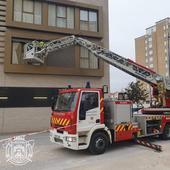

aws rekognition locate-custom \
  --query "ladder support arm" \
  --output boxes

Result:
[24,35,164,88]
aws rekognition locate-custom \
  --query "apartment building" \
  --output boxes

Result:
[135,18,170,93]
[136,18,170,77]
[0,0,109,133]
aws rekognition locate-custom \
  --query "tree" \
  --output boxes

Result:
[125,81,148,106]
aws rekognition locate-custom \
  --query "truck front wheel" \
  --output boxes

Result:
[88,132,108,155]
[161,124,170,140]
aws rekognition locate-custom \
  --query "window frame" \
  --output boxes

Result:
[13,0,42,25]
[79,91,99,120]
[80,47,99,69]
[12,40,26,65]
[80,9,98,32]
[48,4,75,29]
[56,6,67,28]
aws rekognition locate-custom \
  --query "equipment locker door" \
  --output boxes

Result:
[77,91,100,132]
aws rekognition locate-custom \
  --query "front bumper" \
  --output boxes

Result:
[49,128,79,150]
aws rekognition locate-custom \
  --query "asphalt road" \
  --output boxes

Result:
[0,132,170,170]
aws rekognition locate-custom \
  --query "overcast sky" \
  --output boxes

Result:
[108,0,170,92]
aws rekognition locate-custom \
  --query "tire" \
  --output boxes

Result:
[88,132,108,155]
[161,124,170,140]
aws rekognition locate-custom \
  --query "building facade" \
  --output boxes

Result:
[136,18,170,77]
[135,18,170,93]
[0,0,109,133]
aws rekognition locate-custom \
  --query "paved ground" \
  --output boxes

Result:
[0,132,170,170]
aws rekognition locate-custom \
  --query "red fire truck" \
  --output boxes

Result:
[25,36,170,154]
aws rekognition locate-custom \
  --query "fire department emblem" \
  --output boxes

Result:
[3,136,34,166]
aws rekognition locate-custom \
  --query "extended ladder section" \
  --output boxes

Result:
[24,35,170,90]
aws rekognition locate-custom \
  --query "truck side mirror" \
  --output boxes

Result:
[50,96,57,111]
[51,103,55,111]
[103,85,108,94]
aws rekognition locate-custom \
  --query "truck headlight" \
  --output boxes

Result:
[65,137,76,142]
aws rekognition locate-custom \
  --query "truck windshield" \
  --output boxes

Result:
[54,92,78,112]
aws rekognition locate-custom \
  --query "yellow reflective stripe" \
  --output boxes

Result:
[52,117,71,126]
[62,119,67,126]
[65,120,70,126]
[130,124,133,130]
[100,107,104,113]
[128,124,133,130]
[116,125,121,131]
[56,118,61,124]
[100,98,104,103]
[116,125,122,132]
[59,118,64,125]
[115,125,118,131]
[116,124,135,132]
[52,118,55,124]
[53,118,56,124]
[120,125,125,131]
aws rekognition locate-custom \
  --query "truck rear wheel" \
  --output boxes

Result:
[161,124,170,140]
[88,132,108,155]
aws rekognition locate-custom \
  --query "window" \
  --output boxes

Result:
[145,58,148,63]
[80,47,99,69]
[149,44,152,49]
[164,33,167,38]
[153,26,156,32]
[164,41,167,47]
[146,26,156,35]
[12,40,28,64]
[148,41,152,49]
[146,29,152,36]
[80,10,98,32]
[54,92,78,112]
[166,63,168,69]
[164,25,166,30]
[48,4,74,29]
[13,0,42,24]
[149,57,153,62]
[149,50,153,55]
[79,92,99,120]
[148,37,152,42]
[145,52,148,57]
[46,46,75,67]
[165,57,168,61]
[149,64,153,68]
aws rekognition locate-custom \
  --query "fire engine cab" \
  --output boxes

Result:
[24,36,170,154]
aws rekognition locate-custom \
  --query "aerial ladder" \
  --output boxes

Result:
[24,35,170,109]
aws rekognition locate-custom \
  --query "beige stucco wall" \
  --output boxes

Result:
[0,0,109,134]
